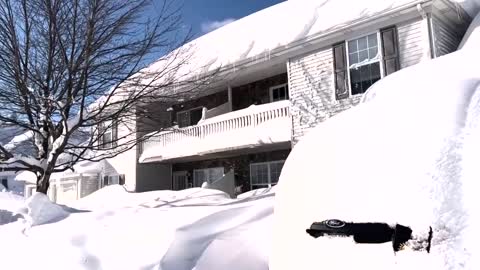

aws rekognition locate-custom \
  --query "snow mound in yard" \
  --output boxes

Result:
[0,185,273,270]
[271,48,480,270]
[16,192,69,226]
[68,185,232,210]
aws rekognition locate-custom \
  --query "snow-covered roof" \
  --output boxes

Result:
[147,0,478,80]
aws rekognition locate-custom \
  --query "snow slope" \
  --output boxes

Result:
[459,11,480,50]
[270,47,480,269]
[0,186,274,270]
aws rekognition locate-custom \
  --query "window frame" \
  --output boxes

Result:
[344,31,385,97]
[193,167,224,187]
[249,160,285,190]
[176,106,204,128]
[99,120,117,149]
[269,83,289,102]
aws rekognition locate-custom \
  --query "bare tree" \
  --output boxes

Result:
[0,0,216,193]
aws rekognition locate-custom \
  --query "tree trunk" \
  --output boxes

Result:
[36,172,51,194]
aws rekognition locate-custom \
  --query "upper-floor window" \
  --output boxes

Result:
[334,26,399,100]
[270,83,289,102]
[176,107,203,128]
[98,120,117,149]
[348,33,381,95]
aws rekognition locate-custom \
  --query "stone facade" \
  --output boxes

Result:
[172,149,291,194]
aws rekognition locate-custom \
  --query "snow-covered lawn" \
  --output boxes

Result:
[0,186,273,270]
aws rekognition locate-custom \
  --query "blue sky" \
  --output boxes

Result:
[179,0,286,37]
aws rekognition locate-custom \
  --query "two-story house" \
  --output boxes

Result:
[102,0,473,196]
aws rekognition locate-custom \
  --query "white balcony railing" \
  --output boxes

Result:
[140,100,291,162]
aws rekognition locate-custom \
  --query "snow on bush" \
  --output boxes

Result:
[270,48,480,270]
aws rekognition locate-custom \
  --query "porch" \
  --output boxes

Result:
[139,100,291,163]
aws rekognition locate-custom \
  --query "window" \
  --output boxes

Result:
[1,179,8,190]
[98,120,118,149]
[250,160,285,189]
[193,167,224,187]
[334,27,399,100]
[348,33,381,95]
[102,174,125,187]
[270,84,289,102]
[176,107,203,128]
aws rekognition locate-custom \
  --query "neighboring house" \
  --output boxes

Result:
[102,0,473,196]
[0,126,27,195]
[19,160,123,203]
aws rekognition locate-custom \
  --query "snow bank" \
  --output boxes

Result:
[270,48,480,270]
[69,185,232,210]
[0,185,273,270]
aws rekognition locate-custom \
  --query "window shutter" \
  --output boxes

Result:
[112,120,118,147]
[333,42,349,100]
[119,174,125,185]
[380,26,399,76]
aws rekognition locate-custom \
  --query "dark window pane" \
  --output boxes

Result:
[371,62,381,81]
[350,62,381,95]
[190,108,203,125]
[359,50,369,62]
[279,87,286,98]
[273,90,279,100]
[177,111,190,128]
[358,37,368,50]
[349,53,358,65]
[350,68,362,95]
[348,40,357,52]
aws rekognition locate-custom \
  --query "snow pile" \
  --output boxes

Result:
[69,185,232,210]
[459,11,480,50]
[0,186,273,270]
[16,192,69,227]
[270,47,480,270]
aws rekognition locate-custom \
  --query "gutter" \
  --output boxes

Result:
[213,0,431,77]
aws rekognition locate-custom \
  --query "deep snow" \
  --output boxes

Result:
[271,39,480,270]
[0,186,274,270]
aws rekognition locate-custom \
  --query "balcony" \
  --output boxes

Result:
[139,100,291,163]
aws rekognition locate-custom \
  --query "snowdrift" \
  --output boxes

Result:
[271,47,480,269]
[0,186,274,270]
